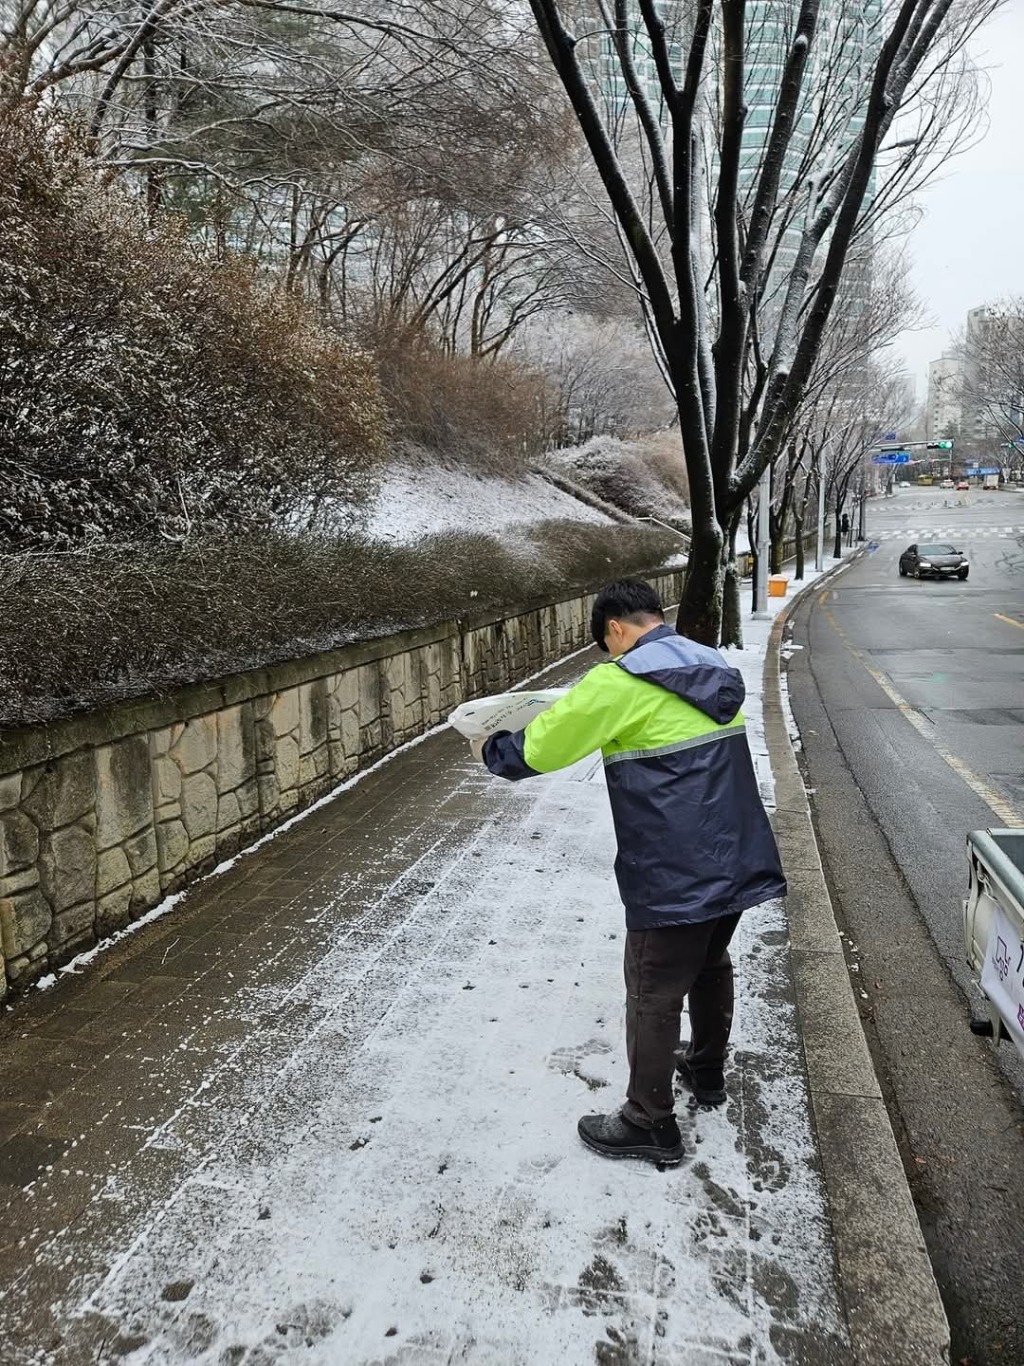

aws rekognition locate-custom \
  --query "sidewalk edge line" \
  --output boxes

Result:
[763,563,952,1366]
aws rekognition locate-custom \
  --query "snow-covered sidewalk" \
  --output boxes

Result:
[0,560,857,1366]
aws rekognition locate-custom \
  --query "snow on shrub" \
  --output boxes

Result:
[545,434,690,526]
[374,335,555,478]
[0,523,679,726]
[0,102,387,550]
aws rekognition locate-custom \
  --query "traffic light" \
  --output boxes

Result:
[926,440,954,450]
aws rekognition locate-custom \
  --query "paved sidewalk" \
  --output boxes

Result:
[0,618,918,1365]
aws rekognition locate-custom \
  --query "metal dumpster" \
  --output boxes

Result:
[964,829,1024,1059]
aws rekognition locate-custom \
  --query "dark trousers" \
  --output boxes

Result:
[621,913,741,1128]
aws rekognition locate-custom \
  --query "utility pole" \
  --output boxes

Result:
[857,458,867,541]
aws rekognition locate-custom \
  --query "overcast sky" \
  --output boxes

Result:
[894,2,1024,398]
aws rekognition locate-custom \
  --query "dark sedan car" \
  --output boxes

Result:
[898,542,969,580]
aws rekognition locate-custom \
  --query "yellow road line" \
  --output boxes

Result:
[819,600,1024,828]
[994,612,1024,631]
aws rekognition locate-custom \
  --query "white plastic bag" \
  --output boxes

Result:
[448,689,566,742]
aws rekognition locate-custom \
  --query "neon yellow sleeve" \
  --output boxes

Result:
[522,664,631,772]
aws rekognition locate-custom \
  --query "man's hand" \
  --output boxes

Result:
[470,735,488,764]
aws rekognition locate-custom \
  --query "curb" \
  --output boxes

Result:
[762,565,951,1366]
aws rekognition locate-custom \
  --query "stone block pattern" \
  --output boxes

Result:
[0,573,681,995]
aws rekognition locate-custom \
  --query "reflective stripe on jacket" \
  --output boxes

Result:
[483,624,786,929]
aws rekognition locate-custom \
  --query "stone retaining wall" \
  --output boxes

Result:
[0,571,683,998]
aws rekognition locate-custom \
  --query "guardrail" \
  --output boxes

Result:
[633,517,816,579]
[736,528,818,578]
[635,515,691,546]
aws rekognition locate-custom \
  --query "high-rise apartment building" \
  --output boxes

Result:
[739,0,880,319]
[589,2,878,213]
[585,3,879,332]
[926,355,964,441]
[925,304,1021,454]
[589,2,685,126]
[961,305,1021,443]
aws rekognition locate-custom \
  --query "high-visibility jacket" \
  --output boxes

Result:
[482,624,786,929]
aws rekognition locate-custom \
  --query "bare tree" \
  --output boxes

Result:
[801,361,915,561]
[1,0,587,356]
[525,0,1004,644]
[952,300,1024,476]
[524,314,675,444]
[764,250,921,571]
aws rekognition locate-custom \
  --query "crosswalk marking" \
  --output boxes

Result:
[872,528,1024,541]
[885,497,1018,511]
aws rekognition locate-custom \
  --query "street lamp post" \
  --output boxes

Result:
[857,458,867,541]
[753,464,771,619]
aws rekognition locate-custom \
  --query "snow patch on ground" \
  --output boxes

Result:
[358,461,613,544]
[53,770,845,1365]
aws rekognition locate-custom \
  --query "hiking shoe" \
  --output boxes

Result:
[577,1111,684,1166]
[674,1054,727,1108]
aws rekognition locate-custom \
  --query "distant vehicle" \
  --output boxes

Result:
[940,478,955,489]
[917,474,934,485]
[956,480,970,491]
[984,473,1000,490]
[898,542,969,580]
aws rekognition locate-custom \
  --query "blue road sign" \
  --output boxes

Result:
[872,452,910,464]
[979,466,1001,475]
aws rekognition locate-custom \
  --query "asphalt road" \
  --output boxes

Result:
[787,487,1024,1366]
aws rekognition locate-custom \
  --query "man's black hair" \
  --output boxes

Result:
[591,579,664,652]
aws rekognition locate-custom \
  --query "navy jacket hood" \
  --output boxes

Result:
[615,624,745,725]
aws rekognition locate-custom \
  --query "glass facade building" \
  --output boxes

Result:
[584,2,880,327]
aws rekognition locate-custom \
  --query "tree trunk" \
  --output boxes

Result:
[794,514,805,579]
[143,35,161,221]
[833,510,842,560]
[677,523,724,647]
[721,553,743,650]
[719,508,744,648]
[771,461,796,574]
[770,518,784,574]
